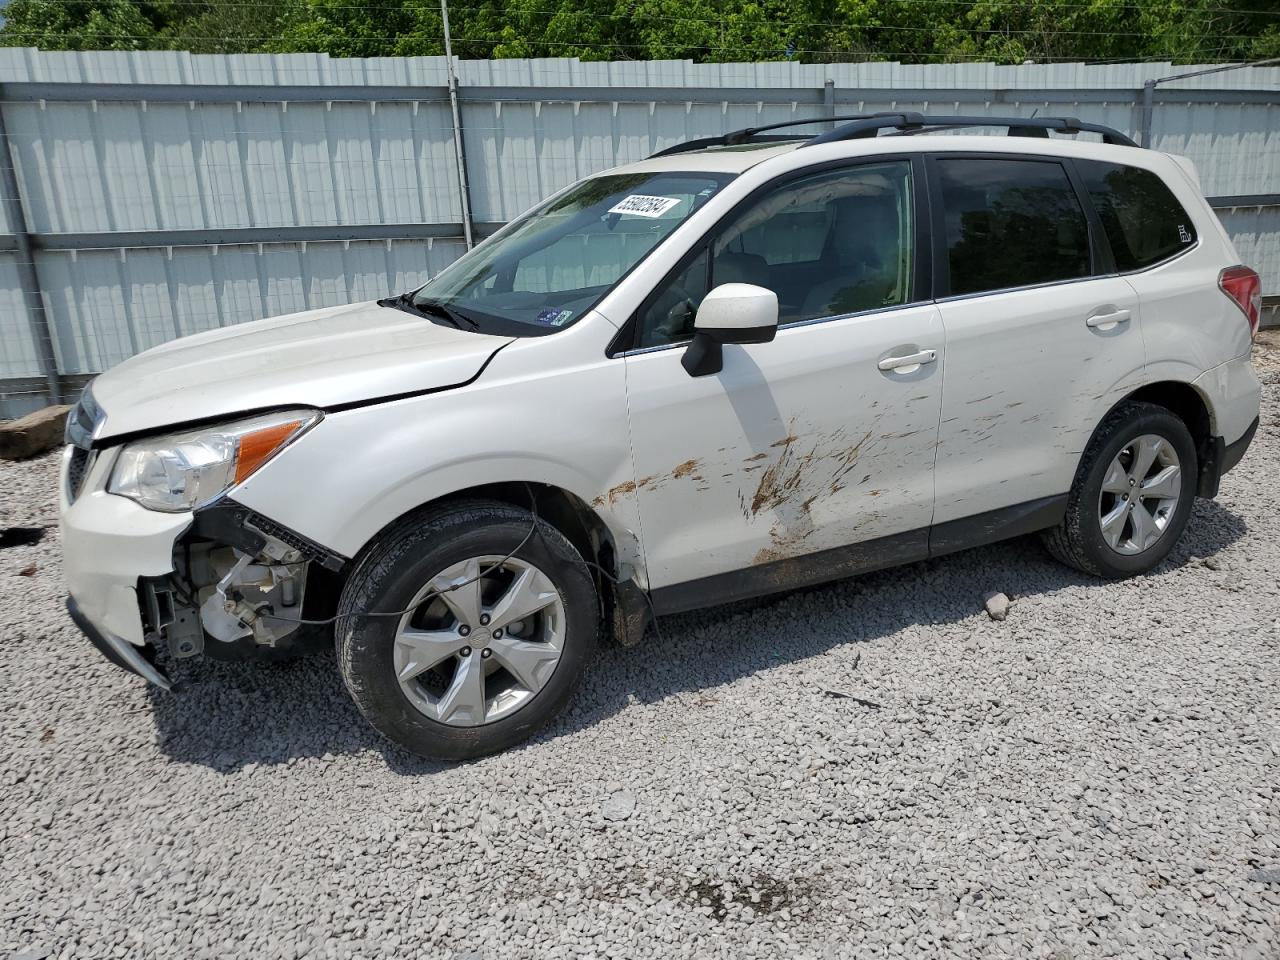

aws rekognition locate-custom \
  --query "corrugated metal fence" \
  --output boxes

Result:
[0,49,1277,418]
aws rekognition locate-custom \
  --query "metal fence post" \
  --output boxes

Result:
[0,90,61,405]
[822,79,836,131]
[440,0,476,249]
[1139,79,1156,148]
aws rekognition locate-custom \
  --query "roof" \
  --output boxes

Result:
[610,112,1141,177]
[609,130,1152,179]
[610,142,802,176]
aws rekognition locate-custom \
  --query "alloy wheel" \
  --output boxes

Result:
[1097,433,1182,556]
[393,556,565,726]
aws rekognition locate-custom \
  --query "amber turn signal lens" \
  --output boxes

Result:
[234,420,303,484]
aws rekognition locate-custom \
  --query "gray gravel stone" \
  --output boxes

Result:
[602,790,636,821]
[3,344,1280,959]
[984,591,1012,621]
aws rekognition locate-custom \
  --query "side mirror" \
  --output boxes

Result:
[681,283,779,377]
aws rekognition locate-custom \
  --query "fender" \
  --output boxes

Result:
[231,314,648,580]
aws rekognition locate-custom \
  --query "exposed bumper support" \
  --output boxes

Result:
[66,596,173,691]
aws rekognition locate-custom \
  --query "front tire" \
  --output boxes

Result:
[336,501,598,760]
[1043,401,1197,578]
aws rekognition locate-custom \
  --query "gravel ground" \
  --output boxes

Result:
[3,343,1280,960]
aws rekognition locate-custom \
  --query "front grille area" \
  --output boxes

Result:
[66,446,91,503]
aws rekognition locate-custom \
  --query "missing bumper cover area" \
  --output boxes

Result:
[191,501,348,573]
[146,504,347,658]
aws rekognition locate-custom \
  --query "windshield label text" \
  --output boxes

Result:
[608,195,683,218]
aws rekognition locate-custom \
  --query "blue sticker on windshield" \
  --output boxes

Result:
[533,307,576,327]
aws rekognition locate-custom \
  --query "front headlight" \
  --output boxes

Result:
[108,408,321,513]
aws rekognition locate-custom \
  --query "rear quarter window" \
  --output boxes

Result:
[936,157,1091,297]
[1078,160,1198,271]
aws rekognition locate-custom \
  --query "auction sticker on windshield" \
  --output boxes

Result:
[608,195,683,218]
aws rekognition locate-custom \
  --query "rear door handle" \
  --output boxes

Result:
[1086,308,1132,329]
[878,349,937,372]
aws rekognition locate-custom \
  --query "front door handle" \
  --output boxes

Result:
[878,349,937,372]
[1086,308,1132,330]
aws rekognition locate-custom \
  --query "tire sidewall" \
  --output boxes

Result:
[1077,409,1198,577]
[338,511,597,760]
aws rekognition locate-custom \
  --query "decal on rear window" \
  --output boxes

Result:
[608,195,683,218]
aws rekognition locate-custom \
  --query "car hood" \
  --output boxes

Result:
[88,300,512,441]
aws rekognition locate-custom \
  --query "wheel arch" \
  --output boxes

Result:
[349,480,626,580]
[1097,379,1217,496]
[1123,380,1212,447]
[326,480,649,645]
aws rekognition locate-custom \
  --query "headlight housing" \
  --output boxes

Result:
[108,409,321,513]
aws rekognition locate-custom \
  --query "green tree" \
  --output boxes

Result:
[2,0,1279,64]
[0,0,165,51]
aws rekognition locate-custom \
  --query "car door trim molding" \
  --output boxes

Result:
[615,298,937,358]
[928,493,1067,558]
[649,493,1067,615]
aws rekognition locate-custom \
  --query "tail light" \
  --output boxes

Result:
[1219,265,1262,340]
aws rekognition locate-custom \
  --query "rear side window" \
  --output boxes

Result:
[1078,160,1197,271]
[936,157,1091,297]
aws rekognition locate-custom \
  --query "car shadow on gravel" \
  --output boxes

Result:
[145,498,1246,774]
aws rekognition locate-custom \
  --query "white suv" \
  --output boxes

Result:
[60,113,1262,759]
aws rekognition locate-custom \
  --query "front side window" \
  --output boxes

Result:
[638,161,915,348]
[1078,160,1197,271]
[408,172,729,336]
[937,157,1090,297]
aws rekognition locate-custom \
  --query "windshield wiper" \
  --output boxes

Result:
[419,298,480,331]
[379,291,479,331]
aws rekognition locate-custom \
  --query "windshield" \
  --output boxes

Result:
[401,172,732,335]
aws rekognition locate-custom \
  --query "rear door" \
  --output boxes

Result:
[928,153,1146,529]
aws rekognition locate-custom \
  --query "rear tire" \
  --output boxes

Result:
[336,500,598,760]
[1042,401,1197,578]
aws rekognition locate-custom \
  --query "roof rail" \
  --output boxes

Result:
[647,111,1137,158]
[648,114,887,158]
[804,113,1138,148]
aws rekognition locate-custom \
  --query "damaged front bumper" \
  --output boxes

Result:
[65,595,174,690]
[59,446,194,685]
[59,444,347,688]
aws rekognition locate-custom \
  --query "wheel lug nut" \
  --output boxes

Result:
[458,624,470,636]
[492,628,503,639]
[479,614,491,626]
[481,648,492,659]
[460,646,471,657]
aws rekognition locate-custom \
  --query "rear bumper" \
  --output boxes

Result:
[1221,415,1258,476]
[1199,415,1259,498]
[66,596,173,690]
[1194,355,1260,454]
[1193,355,1261,498]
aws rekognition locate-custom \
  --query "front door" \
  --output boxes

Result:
[620,159,945,595]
